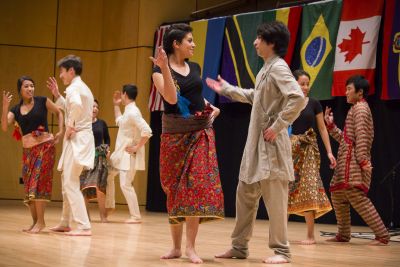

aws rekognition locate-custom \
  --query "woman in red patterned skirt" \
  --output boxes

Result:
[151,24,224,264]
[1,76,63,233]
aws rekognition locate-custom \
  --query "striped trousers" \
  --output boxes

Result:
[331,187,389,242]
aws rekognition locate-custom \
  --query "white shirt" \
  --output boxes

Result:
[56,76,95,170]
[110,102,152,171]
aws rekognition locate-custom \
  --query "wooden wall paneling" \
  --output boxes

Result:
[102,0,140,51]
[57,0,103,51]
[137,0,196,47]
[0,0,58,47]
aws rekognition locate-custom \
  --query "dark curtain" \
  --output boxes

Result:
[146,97,400,227]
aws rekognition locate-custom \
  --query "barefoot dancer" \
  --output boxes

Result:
[47,55,95,236]
[287,70,337,245]
[324,75,390,245]
[1,76,63,233]
[206,21,305,264]
[151,24,224,264]
[105,85,152,224]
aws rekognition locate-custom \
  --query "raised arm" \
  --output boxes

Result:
[150,47,178,104]
[46,98,64,144]
[1,91,15,132]
[324,106,343,143]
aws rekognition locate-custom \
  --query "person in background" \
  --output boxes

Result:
[80,99,111,223]
[1,76,63,233]
[324,75,390,245]
[287,69,336,245]
[105,84,152,224]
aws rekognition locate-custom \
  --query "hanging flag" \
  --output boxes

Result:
[382,0,400,100]
[332,0,384,96]
[190,17,226,105]
[148,25,171,112]
[300,0,342,100]
[220,7,302,103]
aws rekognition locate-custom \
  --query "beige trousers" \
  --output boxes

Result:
[105,167,141,220]
[231,179,290,260]
[59,143,91,230]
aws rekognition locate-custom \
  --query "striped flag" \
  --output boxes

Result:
[148,25,170,112]
[220,6,302,102]
[381,0,400,100]
[190,17,226,105]
[300,0,342,100]
[332,0,384,96]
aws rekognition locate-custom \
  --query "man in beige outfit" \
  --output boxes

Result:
[206,21,305,263]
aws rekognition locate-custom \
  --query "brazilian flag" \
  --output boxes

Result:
[300,0,342,100]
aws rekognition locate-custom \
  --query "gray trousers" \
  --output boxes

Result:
[230,179,291,260]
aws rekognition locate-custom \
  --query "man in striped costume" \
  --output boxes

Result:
[324,75,389,245]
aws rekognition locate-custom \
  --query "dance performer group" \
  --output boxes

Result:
[1,20,389,264]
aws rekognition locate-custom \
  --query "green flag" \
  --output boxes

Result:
[300,0,342,100]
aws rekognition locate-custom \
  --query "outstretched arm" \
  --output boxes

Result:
[206,76,254,104]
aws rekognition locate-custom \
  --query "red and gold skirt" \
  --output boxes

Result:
[288,128,332,218]
[22,140,55,203]
[160,113,224,224]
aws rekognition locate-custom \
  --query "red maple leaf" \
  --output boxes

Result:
[338,27,370,63]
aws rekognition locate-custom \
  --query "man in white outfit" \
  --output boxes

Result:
[47,55,95,236]
[105,84,152,223]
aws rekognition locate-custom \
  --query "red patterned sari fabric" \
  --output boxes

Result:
[21,140,55,203]
[160,127,224,224]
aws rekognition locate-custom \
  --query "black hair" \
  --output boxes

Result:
[57,55,83,75]
[17,76,34,95]
[256,21,290,57]
[94,99,99,106]
[122,84,138,100]
[345,75,369,98]
[163,24,193,55]
[293,69,310,81]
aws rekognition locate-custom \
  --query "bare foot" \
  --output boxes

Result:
[100,218,109,223]
[64,229,92,236]
[300,238,316,245]
[262,255,290,264]
[185,248,203,264]
[215,249,247,259]
[125,218,142,224]
[22,224,35,232]
[49,225,71,232]
[215,249,233,258]
[160,249,182,259]
[28,223,46,234]
[369,239,389,246]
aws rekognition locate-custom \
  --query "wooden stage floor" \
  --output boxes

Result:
[0,200,399,267]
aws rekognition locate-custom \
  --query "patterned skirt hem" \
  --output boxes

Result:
[288,205,332,219]
[168,215,224,225]
[24,194,51,204]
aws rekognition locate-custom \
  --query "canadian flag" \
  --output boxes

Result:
[332,0,384,96]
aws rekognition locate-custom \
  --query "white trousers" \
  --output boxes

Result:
[105,167,141,220]
[59,143,91,230]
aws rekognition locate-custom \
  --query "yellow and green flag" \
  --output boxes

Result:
[300,0,342,100]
